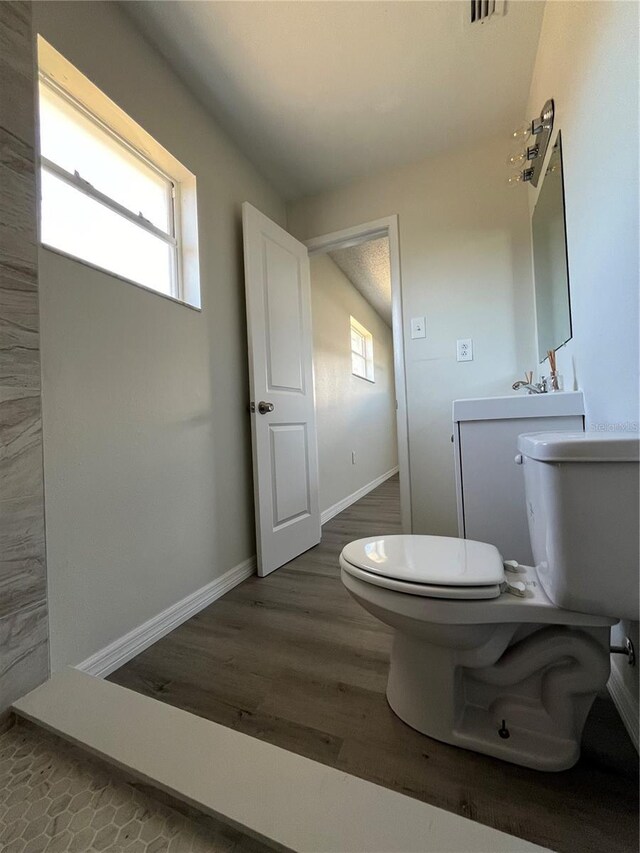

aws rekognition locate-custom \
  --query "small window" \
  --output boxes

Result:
[37,38,200,308]
[350,316,374,382]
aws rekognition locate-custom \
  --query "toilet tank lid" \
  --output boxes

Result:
[518,431,640,462]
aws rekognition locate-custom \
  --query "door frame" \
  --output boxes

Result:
[305,215,412,533]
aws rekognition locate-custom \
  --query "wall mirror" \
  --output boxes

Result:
[532,133,573,361]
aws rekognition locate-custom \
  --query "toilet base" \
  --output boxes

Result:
[386,623,611,771]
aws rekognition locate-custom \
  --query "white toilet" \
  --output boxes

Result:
[340,432,639,771]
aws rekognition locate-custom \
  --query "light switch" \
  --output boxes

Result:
[411,316,426,339]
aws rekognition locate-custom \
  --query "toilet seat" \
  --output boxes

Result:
[340,536,616,627]
[341,561,502,599]
[340,535,505,600]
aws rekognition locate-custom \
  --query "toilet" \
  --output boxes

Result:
[340,432,639,771]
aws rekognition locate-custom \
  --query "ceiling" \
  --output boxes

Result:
[329,238,391,326]
[125,1,545,200]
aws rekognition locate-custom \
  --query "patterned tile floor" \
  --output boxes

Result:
[0,719,272,853]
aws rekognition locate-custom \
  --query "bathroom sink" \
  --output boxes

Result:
[452,390,584,422]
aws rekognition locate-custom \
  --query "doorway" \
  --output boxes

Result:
[306,217,412,533]
[242,206,410,576]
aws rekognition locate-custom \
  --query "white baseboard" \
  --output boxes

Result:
[76,556,256,678]
[321,466,399,526]
[608,659,639,751]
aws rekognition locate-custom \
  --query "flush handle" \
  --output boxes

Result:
[514,454,523,465]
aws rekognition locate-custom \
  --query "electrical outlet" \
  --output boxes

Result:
[457,338,473,362]
[351,451,356,465]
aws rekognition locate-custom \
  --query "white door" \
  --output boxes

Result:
[242,202,321,576]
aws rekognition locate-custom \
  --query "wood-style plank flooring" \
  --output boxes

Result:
[109,476,639,853]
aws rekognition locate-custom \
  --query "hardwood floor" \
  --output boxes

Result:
[109,475,639,853]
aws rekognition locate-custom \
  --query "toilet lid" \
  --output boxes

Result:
[341,535,505,588]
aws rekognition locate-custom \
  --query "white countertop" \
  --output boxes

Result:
[453,390,585,422]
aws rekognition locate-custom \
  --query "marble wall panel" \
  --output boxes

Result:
[0,602,48,708]
[0,2,35,146]
[0,1,48,715]
[0,129,38,277]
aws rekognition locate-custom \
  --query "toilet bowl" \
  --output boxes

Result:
[340,432,639,771]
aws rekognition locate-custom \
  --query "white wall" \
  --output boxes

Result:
[310,254,398,515]
[527,0,639,742]
[33,2,286,670]
[288,137,536,535]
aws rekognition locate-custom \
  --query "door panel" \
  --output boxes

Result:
[270,423,311,527]
[242,202,321,576]
[264,240,305,392]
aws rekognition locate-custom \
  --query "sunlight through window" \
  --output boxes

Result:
[350,316,375,382]
[37,67,197,304]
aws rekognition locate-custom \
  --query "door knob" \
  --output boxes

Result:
[258,401,275,415]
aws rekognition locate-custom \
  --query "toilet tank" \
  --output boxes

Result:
[518,432,639,621]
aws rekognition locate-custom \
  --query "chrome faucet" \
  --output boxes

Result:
[512,379,546,395]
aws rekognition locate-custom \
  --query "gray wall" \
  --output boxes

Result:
[288,136,536,536]
[0,1,49,714]
[310,254,398,515]
[32,1,286,670]
[527,0,639,742]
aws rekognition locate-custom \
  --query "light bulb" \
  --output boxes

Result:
[506,150,527,167]
[508,167,534,184]
[511,122,532,143]
[507,144,540,168]
[507,168,534,186]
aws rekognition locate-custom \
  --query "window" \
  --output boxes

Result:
[350,316,374,382]
[37,38,200,308]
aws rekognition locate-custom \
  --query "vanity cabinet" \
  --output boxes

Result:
[452,392,585,565]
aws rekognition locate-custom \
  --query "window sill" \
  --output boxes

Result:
[352,372,375,384]
[41,245,202,312]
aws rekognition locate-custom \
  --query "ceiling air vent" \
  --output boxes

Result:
[469,0,506,26]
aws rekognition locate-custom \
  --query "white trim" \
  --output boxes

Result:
[321,467,399,526]
[41,246,202,313]
[305,215,413,534]
[453,422,466,538]
[75,557,256,678]
[608,658,639,751]
[306,221,389,256]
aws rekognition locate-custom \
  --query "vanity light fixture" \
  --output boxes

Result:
[507,168,534,186]
[506,146,539,168]
[507,99,555,187]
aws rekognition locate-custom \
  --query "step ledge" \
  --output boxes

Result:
[14,669,548,853]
